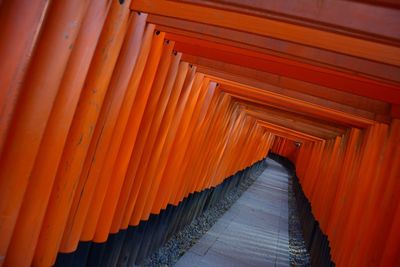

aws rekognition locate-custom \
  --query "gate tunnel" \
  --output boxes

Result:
[0,0,399,266]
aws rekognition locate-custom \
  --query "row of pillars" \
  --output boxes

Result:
[0,1,273,266]
[272,121,400,266]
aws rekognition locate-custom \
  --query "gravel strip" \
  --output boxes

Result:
[142,163,266,267]
[288,176,312,267]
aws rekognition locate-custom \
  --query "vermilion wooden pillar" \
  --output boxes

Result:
[59,12,149,253]
[129,64,197,226]
[142,73,205,221]
[4,1,112,265]
[94,40,171,241]
[154,81,217,213]
[33,1,132,265]
[0,0,90,265]
[0,0,50,154]
[124,61,189,227]
[91,30,166,243]
[112,52,182,232]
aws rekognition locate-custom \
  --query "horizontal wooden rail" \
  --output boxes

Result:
[131,0,400,66]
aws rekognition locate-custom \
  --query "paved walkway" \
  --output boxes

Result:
[175,158,290,267]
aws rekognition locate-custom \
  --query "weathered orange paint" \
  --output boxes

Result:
[59,11,148,253]
[82,29,164,243]
[132,0,400,66]
[4,0,111,265]
[33,1,132,265]
[94,33,169,242]
[0,0,50,155]
[0,0,90,264]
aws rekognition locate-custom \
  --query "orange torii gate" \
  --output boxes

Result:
[0,0,399,266]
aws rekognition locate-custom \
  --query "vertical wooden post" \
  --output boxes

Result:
[111,52,182,232]
[59,12,148,253]
[0,0,50,154]
[33,1,132,265]
[93,34,170,242]
[3,1,111,265]
[81,29,165,242]
[0,0,90,264]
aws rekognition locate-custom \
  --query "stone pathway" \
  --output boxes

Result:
[175,158,290,267]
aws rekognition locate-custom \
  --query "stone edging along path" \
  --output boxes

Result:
[143,156,314,267]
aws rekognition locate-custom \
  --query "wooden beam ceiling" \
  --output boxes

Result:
[174,0,400,41]
[182,55,390,121]
[130,0,400,141]
[241,107,342,140]
[257,120,324,142]
[131,0,400,66]
[151,18,400,84]
[238,101,346,135]
[213,78,375,128]
[169,34,400,104]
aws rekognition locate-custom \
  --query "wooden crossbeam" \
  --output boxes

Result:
[174,0,400,41]
[151,18,400,84]
[184,55,391,121]
[256,120,323,142]
[207,76,375,128]
[131,0,400,66]
[238,103,345,139]
[168,34,400,104]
